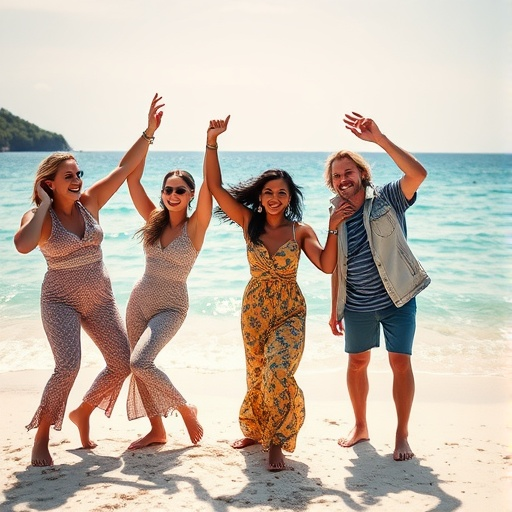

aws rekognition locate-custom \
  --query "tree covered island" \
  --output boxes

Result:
[0,108,71,152]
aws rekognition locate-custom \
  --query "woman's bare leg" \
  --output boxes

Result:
[69,401,97,449]
[31,415,53,467]
[128,415,167,450]
[267,443,286,471]
[178,403,203,445]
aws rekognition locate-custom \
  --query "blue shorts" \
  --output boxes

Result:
[343,298,417,355]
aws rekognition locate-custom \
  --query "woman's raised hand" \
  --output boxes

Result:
[329,198,357,227]
[146,93,165,136]
[207,115,230,144]
[36,181,52,206]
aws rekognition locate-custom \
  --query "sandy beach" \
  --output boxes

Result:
[1,362,510,512]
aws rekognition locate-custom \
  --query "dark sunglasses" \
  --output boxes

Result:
[64,171,83,179]
[162,186,188,195]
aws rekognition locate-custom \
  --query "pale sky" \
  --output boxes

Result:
[0,0,510,153]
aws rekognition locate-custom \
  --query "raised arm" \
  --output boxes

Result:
[13,183,52,253]
[204,116,252,230]
[126,157,156,221]
[299,200,356,273]
[81,94,164,216]
[187,155,213,251]
[344,112,427,200]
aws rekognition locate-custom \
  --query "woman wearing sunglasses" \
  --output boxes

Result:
[204,116,351,471]
[124,147,212,450]
[13,94,164,466]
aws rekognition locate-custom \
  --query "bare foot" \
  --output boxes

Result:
[394,436,414,461]
[31,440,53,467]
[338,425,370,448]
[231,437,259,449]
[128,431,167,451]
[267,444,286,472]
[179,404,203,445]
[69,405,97,449]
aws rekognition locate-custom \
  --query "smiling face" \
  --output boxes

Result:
[45,159,83,200]
[259,178,291,216]
[330,157,365,201]
[161,175,193,211]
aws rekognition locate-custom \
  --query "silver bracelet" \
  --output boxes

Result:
[142,130,155,144]
[328,229,338,235]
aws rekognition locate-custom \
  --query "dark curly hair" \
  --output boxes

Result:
[214,169,303,244]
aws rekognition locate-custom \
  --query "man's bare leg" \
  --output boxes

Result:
[128,415,167,450]
[69,401,97,449]
[389,352,415,461]
[338,351,371,448]
[31,416,53,466]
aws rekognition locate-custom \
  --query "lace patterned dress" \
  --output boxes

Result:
[125,222,198,420]
[27,201,131,431]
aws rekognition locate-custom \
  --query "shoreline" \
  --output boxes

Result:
[1,366,510,511]
[0,317,510,378]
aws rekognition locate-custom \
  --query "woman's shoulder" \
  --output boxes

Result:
[21,207,38,220]
[294,221,314,234]
[76,199,100,222]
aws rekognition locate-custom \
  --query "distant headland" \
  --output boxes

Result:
[0,108,71,152]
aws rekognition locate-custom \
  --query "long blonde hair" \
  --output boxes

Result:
[136,170,196,247]
[33,152,76,205]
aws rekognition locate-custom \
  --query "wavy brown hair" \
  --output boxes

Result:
[136,170,196,247]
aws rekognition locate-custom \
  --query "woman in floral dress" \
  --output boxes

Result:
[204,116,353,471]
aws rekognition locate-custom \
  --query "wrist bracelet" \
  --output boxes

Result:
[328,229,338,235]
[142,130,155,144]
[206,142,218,150]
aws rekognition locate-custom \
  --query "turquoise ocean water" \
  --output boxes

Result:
[0,151,510,376]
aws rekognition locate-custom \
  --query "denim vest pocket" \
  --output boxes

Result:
[369,200,396,238]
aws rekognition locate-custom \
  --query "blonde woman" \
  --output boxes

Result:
[14,94,164,466]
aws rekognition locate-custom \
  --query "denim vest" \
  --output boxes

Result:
[335,186,430,320]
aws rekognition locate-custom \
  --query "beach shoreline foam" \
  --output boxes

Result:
[1,365,510,511]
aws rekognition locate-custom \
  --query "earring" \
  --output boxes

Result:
[257,204,262,213]
[285,204,291,216]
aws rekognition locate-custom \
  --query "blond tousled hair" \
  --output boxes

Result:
[323,150,373,193]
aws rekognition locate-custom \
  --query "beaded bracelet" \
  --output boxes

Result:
[142,130,155,144]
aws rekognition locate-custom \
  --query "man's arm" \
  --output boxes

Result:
[344,112,427,200]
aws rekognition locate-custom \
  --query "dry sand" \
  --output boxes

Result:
[1,365,510,511]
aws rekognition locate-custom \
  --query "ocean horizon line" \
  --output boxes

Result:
[2,150,511,156]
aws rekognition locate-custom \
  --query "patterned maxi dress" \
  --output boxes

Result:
[239,234,306,452]
[125,222,198,420]
[27,202,131,431]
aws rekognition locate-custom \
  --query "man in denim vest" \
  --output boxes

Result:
[325,113,430,461]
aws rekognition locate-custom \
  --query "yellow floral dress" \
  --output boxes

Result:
[239,231,306,452]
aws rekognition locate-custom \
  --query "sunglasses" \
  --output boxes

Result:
[162,186,188,196]
[63,171,83,179]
